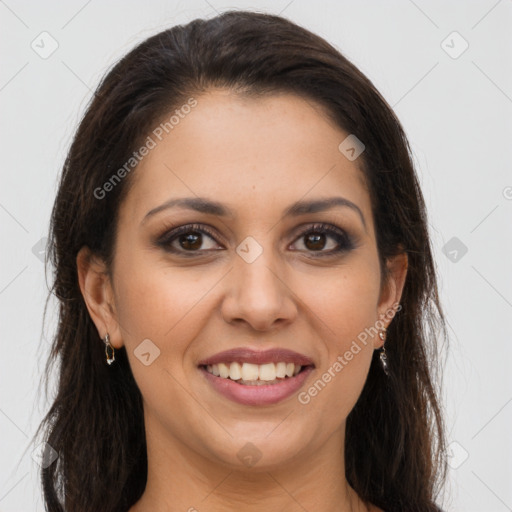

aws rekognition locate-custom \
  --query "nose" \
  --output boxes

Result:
[221,244,298,332]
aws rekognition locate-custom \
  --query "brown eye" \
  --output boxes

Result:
[157,224,223,255]
[304,232,328,251]
[291,223,355,256]
[178,232,203,250]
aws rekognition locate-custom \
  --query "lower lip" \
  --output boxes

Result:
[200,366,314,406]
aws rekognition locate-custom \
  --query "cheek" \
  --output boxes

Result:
[294,263,379,418]
[112,253,224,376]
[299,332,374,427]
[113,250,202,337]
[112,257,210,416]
[295,258,381,343]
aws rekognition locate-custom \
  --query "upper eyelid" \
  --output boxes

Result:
[158,221,350,247]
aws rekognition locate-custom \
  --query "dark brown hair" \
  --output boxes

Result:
[35,10,448,512]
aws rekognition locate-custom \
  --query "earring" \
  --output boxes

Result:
[378,327,389,376]
[103,333,115,365]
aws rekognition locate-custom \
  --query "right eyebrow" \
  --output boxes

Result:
[140,195,367,232]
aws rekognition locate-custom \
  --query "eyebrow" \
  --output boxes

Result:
[141,196,367,230]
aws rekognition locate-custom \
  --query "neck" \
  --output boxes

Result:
[129,419,369,512]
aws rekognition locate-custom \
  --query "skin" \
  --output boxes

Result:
[77,90,407,512]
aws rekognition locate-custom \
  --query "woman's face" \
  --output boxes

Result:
[81,89,406,471]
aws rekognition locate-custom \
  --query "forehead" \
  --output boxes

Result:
[118,90,372,228]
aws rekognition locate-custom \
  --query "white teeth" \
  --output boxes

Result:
[241,363,259,381]
[275,362,287,378]
[229,362,242,380]
[204,361,303,381]
[259,363,276,381]
[218,362,230,378]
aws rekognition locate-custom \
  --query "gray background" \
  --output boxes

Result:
[1,1,511,510]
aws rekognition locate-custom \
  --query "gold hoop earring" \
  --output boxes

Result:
[378,327,389,376]
[103,333,115,365]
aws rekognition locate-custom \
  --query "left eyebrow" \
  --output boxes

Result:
[141,195,367,231]
[282,197,367,231]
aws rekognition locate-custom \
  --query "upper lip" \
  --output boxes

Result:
[198,348,315,367]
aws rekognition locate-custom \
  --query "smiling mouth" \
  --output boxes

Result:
[199,361,312,386]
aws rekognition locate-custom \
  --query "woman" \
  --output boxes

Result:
[35,10,448,512]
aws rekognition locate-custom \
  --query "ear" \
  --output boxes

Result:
[76,246,124,349]
[375,250,408,348]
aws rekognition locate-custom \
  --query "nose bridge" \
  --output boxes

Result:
[221,234,296,330]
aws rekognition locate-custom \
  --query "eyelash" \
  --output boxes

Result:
[156,222,355,258]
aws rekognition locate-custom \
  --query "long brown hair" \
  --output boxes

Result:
[35,10,448,511]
